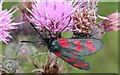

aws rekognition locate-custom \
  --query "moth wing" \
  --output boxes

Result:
[53,49,90,70]
[57,38,103,56]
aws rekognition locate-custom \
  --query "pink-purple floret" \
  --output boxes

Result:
[29,1,75,34]
[0,0,20,44]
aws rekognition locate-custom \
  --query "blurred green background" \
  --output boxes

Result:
[0,1,119,73]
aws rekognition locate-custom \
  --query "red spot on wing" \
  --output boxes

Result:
[60,42,69,48]
[88,46,96,52]
[86,40,93,46]
[54,52,62,57]
[79,63,88,67]
[58,38,69,48]
[74,40,82,52]
[86,40,96,52]
[73,63,79,67]
[74,40,80,45]
[76,45,82,52]
[74,63,88,67]
[71,53,77,56]
[58,38,67,43]
[66,58,75,62]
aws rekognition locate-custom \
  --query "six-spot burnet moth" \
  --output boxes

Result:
[21,23,103,70]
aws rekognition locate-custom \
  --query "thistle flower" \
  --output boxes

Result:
[99,12,120,32]
[73,9,96,34]
[72,0,119,39]
[72,0,98,37]
[0,0,21,44]
[27,0,75,37]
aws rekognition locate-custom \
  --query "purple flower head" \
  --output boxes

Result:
[20,48,27,55]
[27,0,75,37]
[0,0,21,44]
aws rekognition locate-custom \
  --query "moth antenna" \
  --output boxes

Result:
[59,16,72,35]
[21,40,45,46]
[30,23,46,41]
[21,41,41,43]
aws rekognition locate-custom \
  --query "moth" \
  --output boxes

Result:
[22,23,103,70]
[48,38,102,70]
